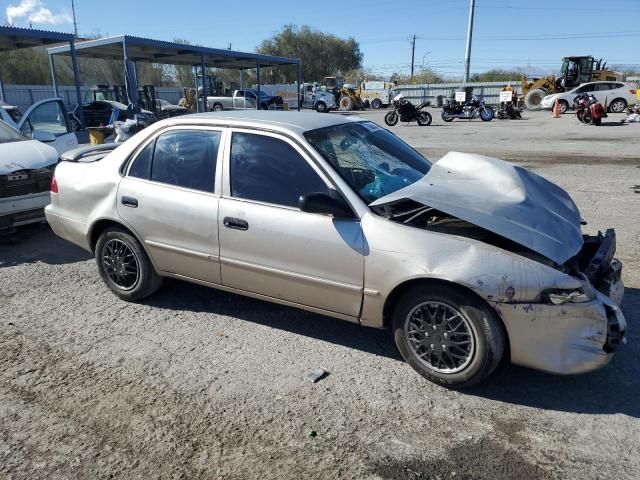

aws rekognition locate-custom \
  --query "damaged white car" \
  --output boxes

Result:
[0,120,59,232]
[45,111,626,388]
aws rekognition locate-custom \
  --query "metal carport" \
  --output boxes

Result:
[0,25,85,128]
[47,34,302,113]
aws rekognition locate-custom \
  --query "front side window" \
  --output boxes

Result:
[304,122,431,204]
[149,130,221,192]
[20,101,69,136]
[230,132,329,208]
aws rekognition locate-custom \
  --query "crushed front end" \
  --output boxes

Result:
[498,228,626,375]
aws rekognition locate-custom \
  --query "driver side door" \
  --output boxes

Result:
[218,129,365,318]
[17,99,77,154]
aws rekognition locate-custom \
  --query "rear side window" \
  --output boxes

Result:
[150,130,221,192]
[230,132,329,208]
[128,142,154,179]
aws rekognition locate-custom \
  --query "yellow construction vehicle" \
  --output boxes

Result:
[522,56,623,110]
[324,76,365,111]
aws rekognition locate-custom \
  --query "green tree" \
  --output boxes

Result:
[389,68,443,85]
[256,25,363,82]
[469,69,522,83]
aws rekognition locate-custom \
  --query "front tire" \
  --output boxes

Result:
[339,96,354,111]
[315,101,327,113]
[480,106,494,121]
[384,111,399,126]
[392,284,505,388]
[95,228,163,301]
[371,98,383,109]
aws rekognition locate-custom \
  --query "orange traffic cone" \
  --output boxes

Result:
[552,97,560,118]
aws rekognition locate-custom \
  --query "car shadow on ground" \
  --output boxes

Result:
[4,228,639,417]
[150,278,640,418]
[0,224,92,268]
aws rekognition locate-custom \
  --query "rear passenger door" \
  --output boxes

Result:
[117,127,224,284]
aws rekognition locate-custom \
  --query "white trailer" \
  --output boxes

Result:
[358,81,395,109]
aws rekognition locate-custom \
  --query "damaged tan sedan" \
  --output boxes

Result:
[45,111,626,388]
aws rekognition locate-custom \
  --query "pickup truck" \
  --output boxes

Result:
[207,89,283,111]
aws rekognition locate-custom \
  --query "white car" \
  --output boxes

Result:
[541,81,637,114]
[0,98,78,155]
[0,119,59,232]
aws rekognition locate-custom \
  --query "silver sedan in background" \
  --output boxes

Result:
[45,111,626,388]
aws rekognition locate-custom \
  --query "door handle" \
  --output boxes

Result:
[223,216,249,231]
[121,196,138,208]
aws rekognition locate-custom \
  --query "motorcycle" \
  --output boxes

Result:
[441,95,494,122]
[574,93,605,126]
[384,94,432,126]
[496,101,522,120]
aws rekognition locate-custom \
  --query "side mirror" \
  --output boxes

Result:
[32,130,57,142]
[299,191,354,219]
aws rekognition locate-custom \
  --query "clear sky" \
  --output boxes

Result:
[3,0,640,78]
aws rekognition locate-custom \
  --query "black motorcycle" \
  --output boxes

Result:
[496,102,522,120]
[384,94,432,126]
[441,95,494,122]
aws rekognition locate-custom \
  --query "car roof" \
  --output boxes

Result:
[187,110,367,134]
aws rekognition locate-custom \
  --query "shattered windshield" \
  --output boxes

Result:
[304,121,431,203]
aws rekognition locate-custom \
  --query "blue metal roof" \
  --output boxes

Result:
[0,25,74,52]
[47,34,300,69]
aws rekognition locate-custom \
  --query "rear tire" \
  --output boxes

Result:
[441,110,454,122]
[609,98,627,113]
[393,284,505,388]
[417,111,432,126]
[371,98,383,109]
[95,227,163,301]
[212,103,223,112]
[384,111,398,126]
[524,88,547,111]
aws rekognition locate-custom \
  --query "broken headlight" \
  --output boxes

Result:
[541,288,594,305]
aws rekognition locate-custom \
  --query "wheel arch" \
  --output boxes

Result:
[381,277,510,359]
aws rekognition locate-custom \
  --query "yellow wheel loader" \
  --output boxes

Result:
[522,56,622,110]
[324,76,365,111]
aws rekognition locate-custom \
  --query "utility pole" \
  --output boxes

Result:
[463,0,475,83]
[410,34,416,81]
[71,0,78,38]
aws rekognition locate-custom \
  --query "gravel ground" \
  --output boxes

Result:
[1,113,639,479]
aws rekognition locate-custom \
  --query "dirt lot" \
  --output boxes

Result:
[1,110,639,479]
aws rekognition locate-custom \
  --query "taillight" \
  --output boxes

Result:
[51,176,58,193]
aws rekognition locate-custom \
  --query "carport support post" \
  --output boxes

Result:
[49,53,59,97]
[193,66,200,113]
[200,52,207,112]
[69,40,85,130]
[296,62,301,111]
[256,60,261,110]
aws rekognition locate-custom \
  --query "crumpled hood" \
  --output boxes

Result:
[0,140,59,175]
[370,151,584,265]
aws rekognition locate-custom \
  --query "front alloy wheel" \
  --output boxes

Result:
[393,284,505,388]
[405,301,475,373]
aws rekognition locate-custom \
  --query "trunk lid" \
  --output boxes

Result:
[370,151,584,265]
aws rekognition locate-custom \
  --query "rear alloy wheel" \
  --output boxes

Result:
[608,98,627,113]
[371,98,383,110]
[558,100,569,114]
[417,111,432,126]
[393,284,505,388]
[95,227,163,301]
